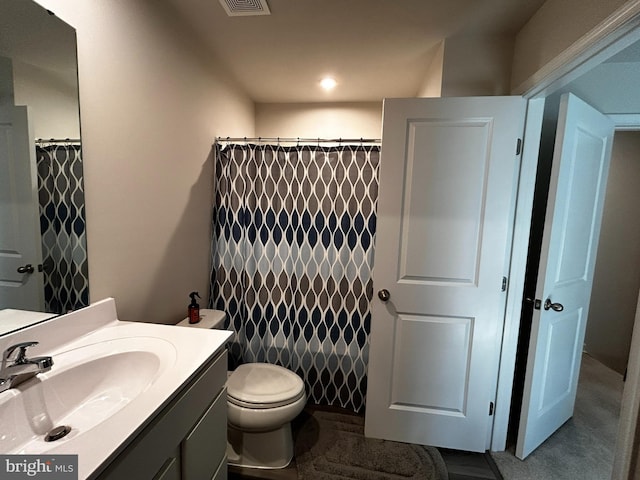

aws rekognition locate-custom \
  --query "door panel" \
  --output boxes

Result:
[538,310,582,412]
[365,97,526,452]
[400,119,491,284]
[516,93,615,459]
[554,128,608,283]
[0,105,44,310]
[391,314,472,413]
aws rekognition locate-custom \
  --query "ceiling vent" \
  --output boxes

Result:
[218,0,271,16]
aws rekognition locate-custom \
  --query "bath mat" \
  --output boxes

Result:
[294,409,449,480]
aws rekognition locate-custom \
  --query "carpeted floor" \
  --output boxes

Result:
[294,408,449,480]
[490,353,624,480]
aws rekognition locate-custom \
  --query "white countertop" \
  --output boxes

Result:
[0,298,232,479]
[0,309,56,336]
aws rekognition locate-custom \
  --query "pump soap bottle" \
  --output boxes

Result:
[188,291,201,324]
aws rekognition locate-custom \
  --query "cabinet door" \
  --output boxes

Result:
[212,458,227,480]
[152,456,180,480]
[182,388,227,480]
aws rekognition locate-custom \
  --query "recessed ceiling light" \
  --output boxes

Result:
[320,77,337,91]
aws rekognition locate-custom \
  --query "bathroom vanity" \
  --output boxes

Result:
[95,349,228,480]
[0,298,232,479]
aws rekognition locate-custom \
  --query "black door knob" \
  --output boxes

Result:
[378,289,391,302]
[544,298,564,312]
[17,264,35,274]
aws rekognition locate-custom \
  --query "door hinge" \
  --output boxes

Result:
[501,276,508,292]
[516,138,522,156]
[489,402,494,416]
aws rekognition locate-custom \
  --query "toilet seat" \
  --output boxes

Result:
[227,363,305,409]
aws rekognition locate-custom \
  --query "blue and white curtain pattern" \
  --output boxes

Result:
[36,144,89,314]
[209,142,379,412]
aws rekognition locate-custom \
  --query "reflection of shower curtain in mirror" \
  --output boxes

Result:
[36,144,89,314]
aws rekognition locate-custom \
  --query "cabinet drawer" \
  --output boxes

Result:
[152,456,180,480]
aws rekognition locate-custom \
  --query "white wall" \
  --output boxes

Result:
[416,41,444,98]
[0,57,15,107]
[585,131,640,374]
[12,60,80,139]
[34,0,255,324]
[511,0,628,91]
[415,35,513,98]
[441,35,514,97]
[255,102,382,139]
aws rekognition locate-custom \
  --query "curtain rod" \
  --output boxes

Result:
[215,136,380,145]
[36,138,81,144]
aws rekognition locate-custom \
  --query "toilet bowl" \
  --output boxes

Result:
[178,309,307,469]
[227,362,306,468]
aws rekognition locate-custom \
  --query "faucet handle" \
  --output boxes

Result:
[3,341,39,364]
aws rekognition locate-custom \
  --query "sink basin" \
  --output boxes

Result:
[0,336,176,454]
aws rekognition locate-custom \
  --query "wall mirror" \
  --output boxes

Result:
[0,0,88,336]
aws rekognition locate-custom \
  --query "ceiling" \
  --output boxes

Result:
[555,37,640,115]
[162,0,547,103]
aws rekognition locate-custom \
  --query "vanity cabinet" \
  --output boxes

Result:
[94,349,228,480]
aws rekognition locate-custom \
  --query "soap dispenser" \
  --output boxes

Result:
[188,291,201,324]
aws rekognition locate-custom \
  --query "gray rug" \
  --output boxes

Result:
[294,409,448,480]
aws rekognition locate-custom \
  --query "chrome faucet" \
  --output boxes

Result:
[0,341,53,393]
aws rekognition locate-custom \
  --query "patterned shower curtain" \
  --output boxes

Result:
[36,144,89,314]
[209,142,379,412]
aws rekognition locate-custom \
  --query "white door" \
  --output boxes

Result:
[0,105,45,311]
[516,93,615,459]
[364,96,526,452]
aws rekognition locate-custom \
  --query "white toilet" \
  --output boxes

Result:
[178,309,307,469]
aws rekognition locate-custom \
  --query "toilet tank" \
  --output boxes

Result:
[177,309,227,330]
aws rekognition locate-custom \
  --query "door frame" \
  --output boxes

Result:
[492,3,640,473]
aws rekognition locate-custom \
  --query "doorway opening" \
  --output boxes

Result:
[504,112,640,476]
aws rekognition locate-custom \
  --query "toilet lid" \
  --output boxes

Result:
[227,363,305,409]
